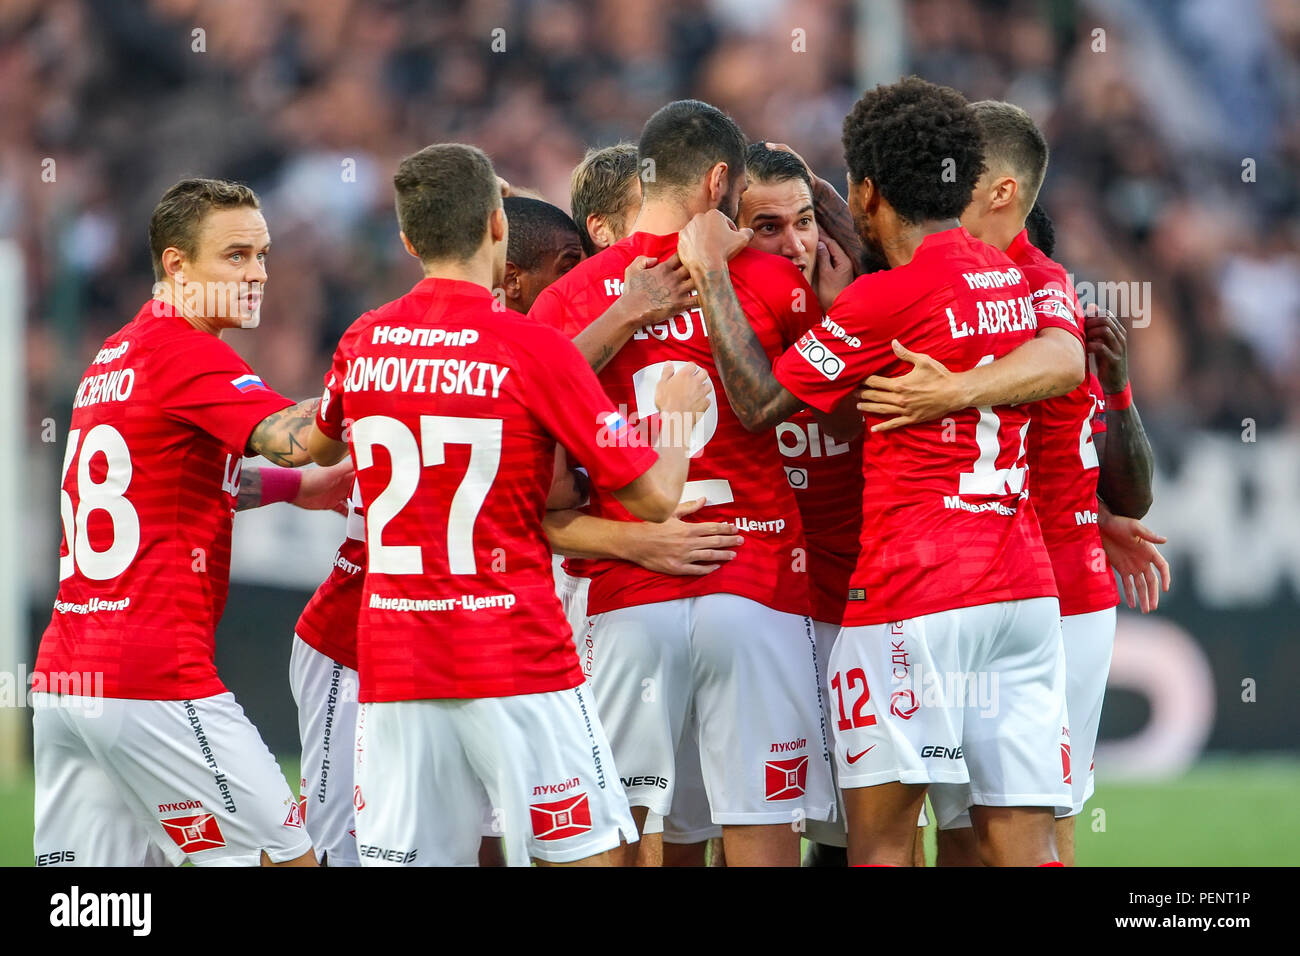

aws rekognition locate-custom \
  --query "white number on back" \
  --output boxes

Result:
[59,425,141,581]
[956,354,1028,497]
[1079,395,1099,469]
[630,361,732,505]
[352,415,502,575]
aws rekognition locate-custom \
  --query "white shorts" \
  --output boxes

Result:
[354,683,637,866]
[805,619,927,846]
[829,597,1071,830]
[805,618,849,847]
[659,708,722,844]
[586,594,834,826]
[289,635,360,866]
[553,556,591,658]
[33,691,313,867]
[1060,606,1116,816]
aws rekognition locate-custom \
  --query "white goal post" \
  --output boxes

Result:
[0,240,26,783]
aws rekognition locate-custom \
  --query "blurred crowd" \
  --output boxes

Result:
[2,0,1298,439]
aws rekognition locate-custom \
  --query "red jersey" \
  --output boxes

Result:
[294,481,365,671]
[774,227,1057,626]
[777,408,863,625]
[35,302,295,699]
[529,231,817,617]
[317,277,657,701]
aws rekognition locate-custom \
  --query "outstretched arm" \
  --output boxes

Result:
[236,460,354,513]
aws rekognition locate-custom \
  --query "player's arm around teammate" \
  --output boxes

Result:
[545,497,742,576]
[676,209,862,439]
[235,461,354,512]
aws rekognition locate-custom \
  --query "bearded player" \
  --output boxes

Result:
[853,102,1157,865]
[679,77,1075,865]
[309,143,711,866]
[34,178,327,867]
[530,101,841,867]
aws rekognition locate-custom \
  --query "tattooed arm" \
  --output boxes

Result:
[235,465,263,511]
[246,398,320,466]
[677,211,805,432]
[235,459,354,513]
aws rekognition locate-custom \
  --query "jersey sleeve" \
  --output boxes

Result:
[773,277,896,414]
[315,339,350,441]
[155,336,295,454]
[520,326,658,492]
[1028,267,1085,343]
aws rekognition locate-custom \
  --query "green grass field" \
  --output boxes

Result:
[3,756,1297,866]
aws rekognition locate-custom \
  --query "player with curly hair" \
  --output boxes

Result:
[677,76,1072,865]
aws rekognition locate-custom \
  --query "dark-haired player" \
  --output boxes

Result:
[553,156,743,867]
[733,142,859,865]
[310,143,711,866]
[530,100,838,867]
[679,77,1073,865]
[853,101,1158,866]
[34,178,326,867]
[502,196,585,313]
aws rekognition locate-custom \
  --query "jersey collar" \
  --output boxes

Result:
[1005,227,1033,262]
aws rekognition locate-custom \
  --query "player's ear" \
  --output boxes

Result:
[587,214,613,251]
[502,261,523,304]
[706,162,728,205]
[160,247,186,280]
[398,231,421,260]
[847,177,875,217]
[489,206,507,245]
[992,175,1018,212]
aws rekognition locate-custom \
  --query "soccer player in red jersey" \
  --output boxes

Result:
[545,156,736,868]
[288,194,597,869]
[33,178,328,867]
[309,143,709,866]
[530,100,840,867]
[738,141,943,867]
[738,142,856,865]
[678,77,1073,866]
[853,102,1158,866]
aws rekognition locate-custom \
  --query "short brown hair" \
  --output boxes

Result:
[149,178,260,281]
[970,100,1049,212]
[569,143,639,255]
[393,143,500,263]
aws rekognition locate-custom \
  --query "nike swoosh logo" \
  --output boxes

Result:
[846,745,875,764]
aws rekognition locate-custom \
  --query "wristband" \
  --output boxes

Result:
[259,465,303,505]
[1105,383,1132,411]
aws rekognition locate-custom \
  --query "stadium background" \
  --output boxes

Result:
[1,0,1297,865]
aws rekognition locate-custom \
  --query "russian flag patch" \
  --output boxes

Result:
[602,411,628,435]
[231,373,268,393]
